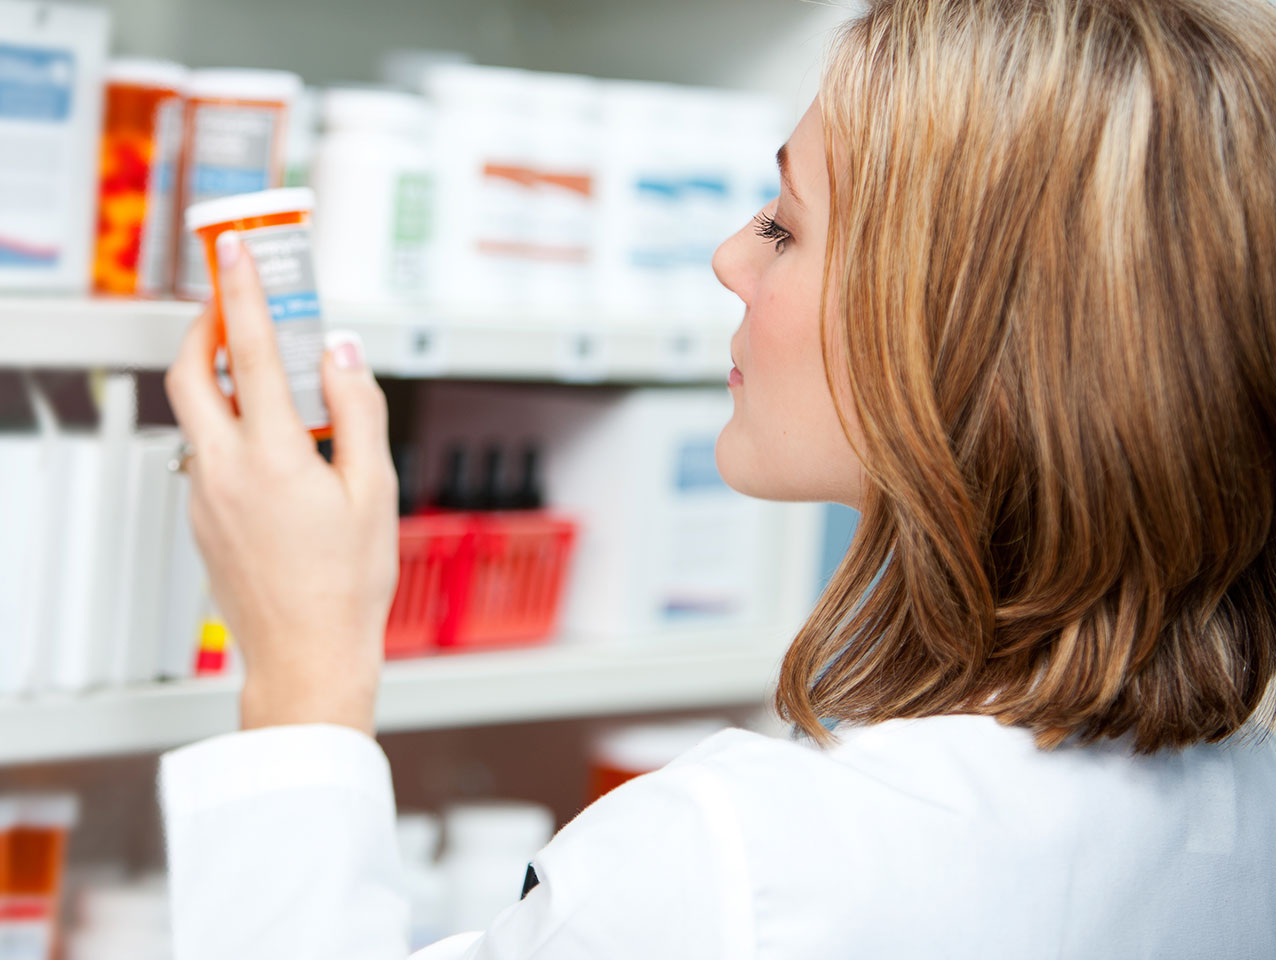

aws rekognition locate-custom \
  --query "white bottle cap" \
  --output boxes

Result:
[322,87,434,137]
[425,63,531,108]
[106,58,189,92]
[525,71,601,110]
[76,883,171,931]
[444,801,554,857]
[591,719,730,774]
[186,68,302,104]
[185,187,315,233]
[16,792,80,828]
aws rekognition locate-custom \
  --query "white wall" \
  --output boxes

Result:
[69,0,858,119]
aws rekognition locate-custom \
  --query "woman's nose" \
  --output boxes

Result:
[712,220,759,305]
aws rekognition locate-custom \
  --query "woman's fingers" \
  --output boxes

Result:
[214,231,307,439]
[166,305,235,450]
[321,330,398,505]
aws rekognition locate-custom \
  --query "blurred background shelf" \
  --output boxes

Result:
[0,297,734,384]
[0,634,788,765]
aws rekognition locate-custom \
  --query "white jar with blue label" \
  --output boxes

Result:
[0,1,109,292]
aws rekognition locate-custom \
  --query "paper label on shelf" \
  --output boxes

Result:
[0,43,75,270]
[557,330,609,383]
[177,101,285,297]
[400,324,448,377]
[240,224,329,431]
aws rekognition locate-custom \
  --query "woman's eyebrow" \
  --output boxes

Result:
[777,144,806,210]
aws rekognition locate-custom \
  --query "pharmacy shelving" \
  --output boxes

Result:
[0,634,788,765]
[0,297,734,384]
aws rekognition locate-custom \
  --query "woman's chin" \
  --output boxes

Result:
[715,421,773,500]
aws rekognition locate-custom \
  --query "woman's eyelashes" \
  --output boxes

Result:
[753,212,792,253]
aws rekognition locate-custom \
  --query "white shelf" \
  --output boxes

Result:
[0,298,734,384]
[0,634,786,765]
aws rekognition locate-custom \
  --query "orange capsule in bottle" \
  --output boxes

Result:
[184,187,331,439]
[92,58,187,297]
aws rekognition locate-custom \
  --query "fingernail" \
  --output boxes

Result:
[216,231,241,269]
[325,330,366,371]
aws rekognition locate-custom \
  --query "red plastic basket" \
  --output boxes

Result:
[385,511,578,659]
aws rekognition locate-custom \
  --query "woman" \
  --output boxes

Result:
[160,0,1276,956]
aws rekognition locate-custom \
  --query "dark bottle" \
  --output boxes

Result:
[476,445,507,511]
[509,445,545,511]
[432,444,471,511]
[391,443,421,515]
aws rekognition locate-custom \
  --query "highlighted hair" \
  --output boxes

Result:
[779,0,1276,752]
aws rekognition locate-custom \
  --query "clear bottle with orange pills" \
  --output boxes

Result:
[92,58,187,297]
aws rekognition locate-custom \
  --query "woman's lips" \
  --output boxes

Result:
[728,366,744,387]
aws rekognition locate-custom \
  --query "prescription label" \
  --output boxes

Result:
[240,224,329,431]
[178,102,284,297]
[135,96,184,294]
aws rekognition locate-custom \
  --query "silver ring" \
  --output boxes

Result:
[168,441,196,474]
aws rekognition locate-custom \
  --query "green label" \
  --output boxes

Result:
[391,171,432,296]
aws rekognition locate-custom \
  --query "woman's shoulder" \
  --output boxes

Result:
[663,713,1276,827]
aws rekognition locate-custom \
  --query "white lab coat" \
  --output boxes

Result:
[160,713,1276,959]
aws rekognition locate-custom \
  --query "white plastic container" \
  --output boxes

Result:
[0,1,109,292]
[175,68,301,299]
[441,801,554,935]
[710,89,786,326]
[311,87,434,304]
[674,88,735,321]
[283,85,320,187]
[594,81,685,323]
[524,71,602,320]
[424,64,539,314]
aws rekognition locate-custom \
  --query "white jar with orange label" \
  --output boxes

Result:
[176,69,301,300]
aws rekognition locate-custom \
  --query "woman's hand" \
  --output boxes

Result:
[165,233,399,737]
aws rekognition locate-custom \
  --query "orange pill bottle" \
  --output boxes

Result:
[185,187,332,439]
[0,795,78,960]
[175,69,301,300]
[92,59,187,297]
[586,720,729,804]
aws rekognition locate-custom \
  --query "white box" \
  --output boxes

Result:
[108,428,182,686]
[0,1,109,292]
[157,471,207,680]
[0,431,61,696]
[419,384,779,642]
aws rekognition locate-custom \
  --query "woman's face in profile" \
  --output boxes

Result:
[713,99,864,507]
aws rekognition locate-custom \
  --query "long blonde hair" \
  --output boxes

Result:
[779,0,1276,753]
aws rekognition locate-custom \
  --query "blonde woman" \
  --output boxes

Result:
[160,0,1276,956]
